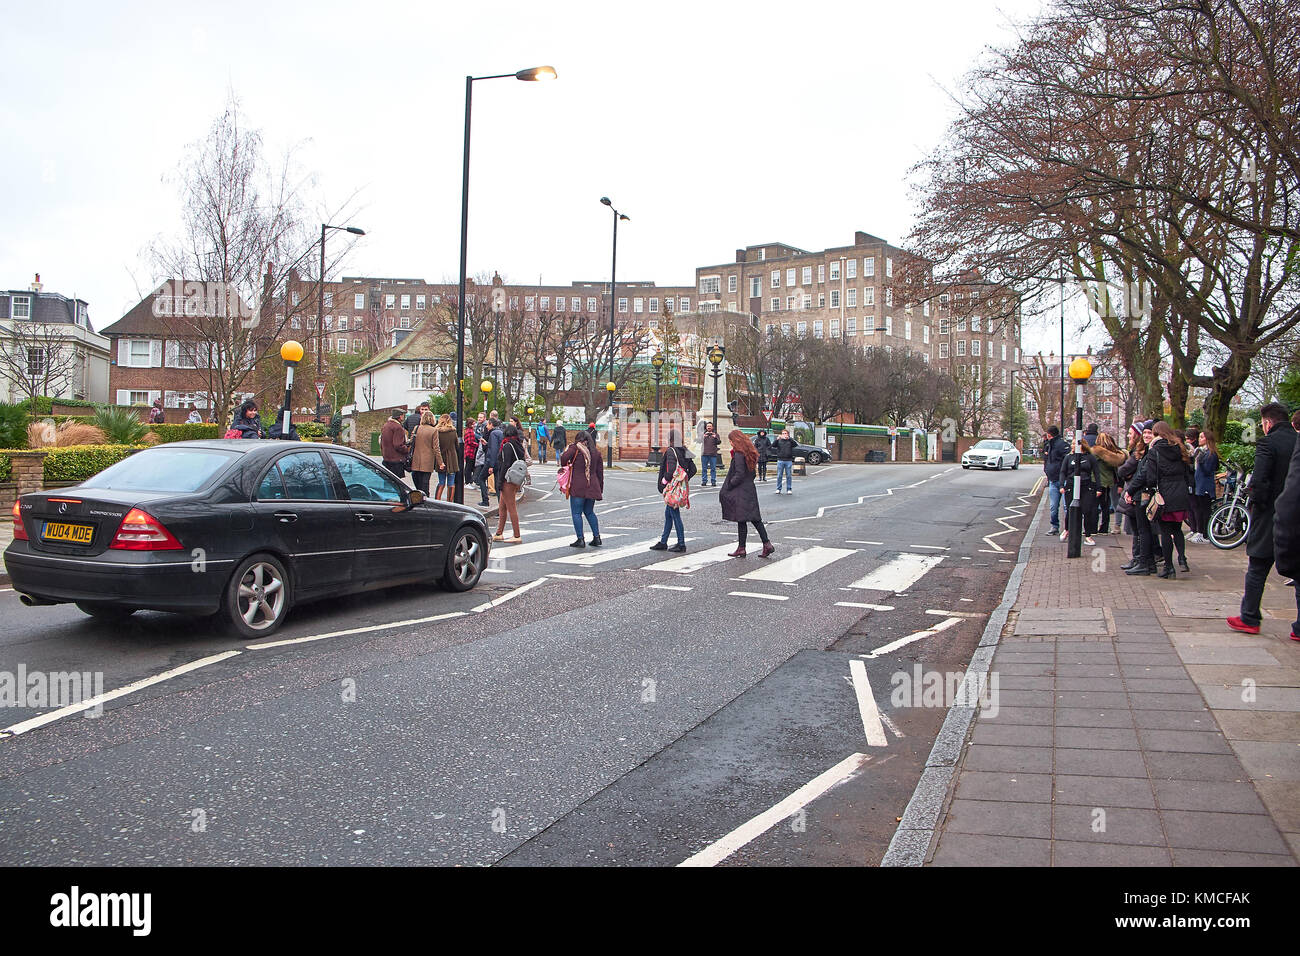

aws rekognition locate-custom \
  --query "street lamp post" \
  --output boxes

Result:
[316,224,365,381]
[453,65,556,504]
[648,351,665,467]
[279,340,304,440]
[1066,357,1093,559]
[707,345,725,432]
[600,197,628,468]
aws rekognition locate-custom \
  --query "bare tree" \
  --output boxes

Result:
[0,322,85,406]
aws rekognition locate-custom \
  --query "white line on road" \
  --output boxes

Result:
[848,553,944,593]
[548,573,594,580]
[728,591,789,601]
[910,545,949,551]
[846,540,884,545]
[247,611,468,649]
[835,602,895,610]
[677,753,871,867]
[849,659,888,747]
[783,536,823,541]
[649,584,693,591]
[489,533,625,560]
[861,616,962,659]
[1,650,244,737]
[471,577,549,613]
[738,546,857,583]
[646,543,737,574]
[925,609,986,618]
[550,537,696,566]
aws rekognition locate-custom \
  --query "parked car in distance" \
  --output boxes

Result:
[962,439,1020,470]
[4,440,489,638]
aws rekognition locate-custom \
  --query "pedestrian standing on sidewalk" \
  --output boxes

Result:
[409,410,437,495]
[1041,426,1068,535]
[380,408,410,480]
[492,425,526,544]
[722,429,775,558]
[559,428,603,548]
[1229,403,1298,634]
[1122,431,1160,575]
[754,429,772,482]
[1118,425,1145,569]
[434,413,460,501]
[463,418,480,490]
[1091,432,1125,535]
[1190,429,1219,543]
[772,428,799,494]
[485,417,504,499]
[1143,421,1193,578]
[700,422,721,486]
[1267,420,1300,641]
[650,429,695,553]
[1060,436,1100,545]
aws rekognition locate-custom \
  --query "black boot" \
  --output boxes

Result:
[1126,562,1156,575]
[1157,564,1177,579]
[1120,559,1138,571]
[1178,556,1190,572]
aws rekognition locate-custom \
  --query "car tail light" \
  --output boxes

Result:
[12,500,27,541]
[109,508,183,551]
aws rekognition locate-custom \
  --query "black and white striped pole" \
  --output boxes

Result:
[280,340,304,440]
[1067,356,1093,558]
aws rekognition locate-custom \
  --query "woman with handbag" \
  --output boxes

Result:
[721,429,775,558]
[493,425,527,543]
[433,413,461,501]
[409,410,438,495]
[1124,422,1191,578]
[650,429,696,553]
[558,429,603,548]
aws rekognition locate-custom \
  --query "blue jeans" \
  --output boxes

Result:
[661,506,684,546]
[702,455,718,484]
[776,459,793,490]
[570,496,600,538]
[1048,479,1061,529]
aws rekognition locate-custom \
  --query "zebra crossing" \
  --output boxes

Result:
[485,533,948,597]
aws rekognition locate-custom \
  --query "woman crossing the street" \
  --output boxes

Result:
[721,429,775,558]
[492,424,527,543]
[559,428,604,548]
[650,429,696,553]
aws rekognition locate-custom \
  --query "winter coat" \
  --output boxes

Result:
[486,427,504,469]
[719,451,762,523]
[1061,451,1099,498]
[1091,444,1126,489]
[772,437,799,461]
[1194,448,1220,496]
[754,435,772,461]
[658,445,696,494]
[380,418,409,463]
[410,423,438,473]
[559,441,604,500]
[1127,439,1192,517]
[1246,421,1297,559]
[267,420,299,441]
[1271,437,1300,579]
[496,438,526,488]
[1042,436,1068,482]
[230,403,264,439]
[552,424,567,452]
[463,426,479,466]
[701,431,721,457]
[404,411,423,436]
[436,423,460,472]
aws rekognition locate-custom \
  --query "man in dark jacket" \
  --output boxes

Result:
[771,428,799,494]
[1040,426,1068,534]
[1229,403,1298,635]
[1271,423,1300,641]
[404,402,429,438]
[754,430,772,482]
[700,423,721,486]
[484,418,504,498]
[380,409,410,479]
[552,423,567,457]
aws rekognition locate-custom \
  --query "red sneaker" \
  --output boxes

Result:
[1291,631,1300,642]
[1226,616,1261,634]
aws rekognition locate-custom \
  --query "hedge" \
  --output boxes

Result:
[1217,441,1256,473]
[148,423,222,443]
[41,445,143,482]
[0,457,10,482]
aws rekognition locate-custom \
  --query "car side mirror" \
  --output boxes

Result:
[395,489,425,512]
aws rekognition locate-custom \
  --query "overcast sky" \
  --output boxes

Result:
[1,0,1089,354]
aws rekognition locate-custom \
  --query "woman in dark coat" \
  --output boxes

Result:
[1125,421,1192,578]
[651,429,696,553]
[559,429,603,547]
[229,399,264,439]
[721,429,774,558]
[753,429,772,482]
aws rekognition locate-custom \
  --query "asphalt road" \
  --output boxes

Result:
[0,459,1039,865]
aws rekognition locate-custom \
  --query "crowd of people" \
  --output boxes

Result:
[1040,403,1300,642]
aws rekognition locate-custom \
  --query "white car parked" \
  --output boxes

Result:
[962,439,1020,471]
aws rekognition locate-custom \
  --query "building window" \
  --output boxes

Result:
[905,319,912,340]
[802,295,812,310]
[633,298,644,313]
[885,289,893,307]
[799,266,810,286]
[796,321,807,336]
[864,317,876,333]
[385,294,395,309]
[830,318,840,337]
[830,261,840,281]
[727,275,737,293]
[971,339,981,357]
[556,296,567,312]
[11,295,32,319]
[939,317,950,335]
[816,264,824,283]
[884,316,893,335]
[864,288,875,306]
[972,315,981,332]
[846,259,857,279]
[750,276,761,297]
[399,316,411,329]
[813,320,823,338]
[679,297,689,311]
[771,270,780,289]
[27,347,47,378]
[864,257,875,277]
[957,316,967,332]
[398,294,409,310]
[847,288,857,308]
[649,297,658,313]
[847,316,857,334]
[128,339,152,367]
[781,323,791,336]
[587,297,597,312]
[338,337,348,352]
[700,276,721,295]
[830,290,840,309]
[540,296,550,311]
[939,342,949,359]
[291,291,300,306]
[886,257,894,278]
[664,297,675,313]
[618,298,628,313]
[787,296,796,311]
[771,297,781,311]
[957,339,967,356]
[923,300,930,317]
[923,325,930,345]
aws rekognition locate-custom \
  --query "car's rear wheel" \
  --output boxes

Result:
[1012,457,1020,470]
[224,553,291,639]
[444,527,486,592]
[75,602,136,621]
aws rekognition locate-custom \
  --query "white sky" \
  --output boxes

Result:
[1,0,1088,354]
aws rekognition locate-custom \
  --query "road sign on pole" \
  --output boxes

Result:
[315,379,326,402]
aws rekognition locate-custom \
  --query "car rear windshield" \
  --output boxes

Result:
[79,447,239,493]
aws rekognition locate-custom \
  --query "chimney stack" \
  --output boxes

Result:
[30,273,43,293]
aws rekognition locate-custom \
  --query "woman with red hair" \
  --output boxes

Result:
[720,429,775,558]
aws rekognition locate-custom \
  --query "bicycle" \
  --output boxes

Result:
[1207,467,1251,550]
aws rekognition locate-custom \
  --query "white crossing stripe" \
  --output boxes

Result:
[551,538,695,566]
[645,543,738,574]
[489,533,625,560]
[835,602,895,610]
[848,553,944,593]
[849,659,888,746]
[861,616,962,658]
[728,591,789,601]
[737,546,857,583]
[649,584,692,592]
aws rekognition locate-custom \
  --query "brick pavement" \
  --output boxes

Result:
[925,496,1299,866]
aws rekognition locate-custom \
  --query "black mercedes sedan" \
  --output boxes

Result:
[4,440,489,638]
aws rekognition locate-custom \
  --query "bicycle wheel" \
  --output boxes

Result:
[1208,503,1250,550]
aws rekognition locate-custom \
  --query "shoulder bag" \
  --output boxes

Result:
[505,444,529,486]
[663,448,691,510]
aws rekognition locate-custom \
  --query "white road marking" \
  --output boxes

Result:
[910,545,949,551]
[548,573,594,580]
[849,659,888,747]
[248,611,468,649]
[677,753,871,867]
[550,537,695,566]
[738,546,856,583]
[861,616,962,659]
[846,540,884,545]
[960,597,974,602]
[848,553,944,593]
[489,533,625,560]
[1,650,243,736]
[646,543,738,574]
[471,577,549,613]
[649,584,692,592]
[783,536,823,541]
[728,591,789,601]
[835,602,895,610]
[925,609,985,618]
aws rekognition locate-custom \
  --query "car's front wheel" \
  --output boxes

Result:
[224,553,291,639]
[444,527,486,592]
[806,452,824,464]
[1012,457,1020,470]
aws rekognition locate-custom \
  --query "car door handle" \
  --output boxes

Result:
[274,511,298,523]
[356,513,375,523]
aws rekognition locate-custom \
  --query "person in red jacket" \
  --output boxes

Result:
[463,421,480,488]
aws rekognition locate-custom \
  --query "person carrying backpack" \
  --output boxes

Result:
[650,429,696,553]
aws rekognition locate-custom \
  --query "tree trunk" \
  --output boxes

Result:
[1201,353,1251,440]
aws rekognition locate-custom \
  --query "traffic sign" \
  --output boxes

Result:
[315,379,326,401]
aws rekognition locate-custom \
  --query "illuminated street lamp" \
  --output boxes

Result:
[279,340,304,440]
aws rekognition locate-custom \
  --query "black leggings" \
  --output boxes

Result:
[737,520,769,547]
[1193,493,1213,537]
[1157,521,1186,566]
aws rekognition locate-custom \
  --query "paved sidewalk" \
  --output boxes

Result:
[923,497,1299,866]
